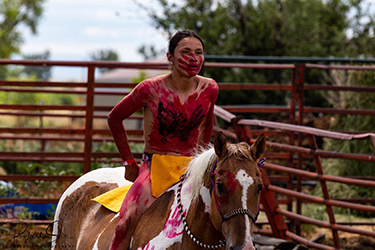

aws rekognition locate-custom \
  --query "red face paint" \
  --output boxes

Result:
[171,37,204,76]
[177,53,204,76]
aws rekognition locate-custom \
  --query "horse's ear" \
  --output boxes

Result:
[214,132,228,159]
[250,134,266,160]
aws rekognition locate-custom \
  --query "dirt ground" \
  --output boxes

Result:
[0,223,55,250]
[308,226,375,250]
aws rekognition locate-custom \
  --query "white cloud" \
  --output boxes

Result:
[84,27,122,38]
[18,0,169,79]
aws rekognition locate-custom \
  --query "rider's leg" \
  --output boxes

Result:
[109,161,155,250]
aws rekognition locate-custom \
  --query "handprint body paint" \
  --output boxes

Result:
[177,52,204,76]
[140,75,218,156]
[168,36,204,77]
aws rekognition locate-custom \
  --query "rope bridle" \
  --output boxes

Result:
[176,159,260,249]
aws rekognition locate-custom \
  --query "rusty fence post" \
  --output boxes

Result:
[83,65,95,174]
[308,134,341,249]
[294,63,306,235]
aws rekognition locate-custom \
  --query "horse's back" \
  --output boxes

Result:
[52,167,130,250]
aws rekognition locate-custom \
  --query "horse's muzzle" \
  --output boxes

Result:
[227,240,256,250]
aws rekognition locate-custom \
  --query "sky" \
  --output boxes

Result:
[19,0,169,80]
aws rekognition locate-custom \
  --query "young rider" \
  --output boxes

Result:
[108,30,219,249]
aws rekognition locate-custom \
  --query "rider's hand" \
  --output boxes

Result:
[125,162,139,182]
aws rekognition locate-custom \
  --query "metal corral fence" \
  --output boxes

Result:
[0,58,374,249]
[214,106,375,250]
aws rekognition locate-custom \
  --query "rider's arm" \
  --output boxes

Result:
[107,81,151,182]
[198,80,219,147]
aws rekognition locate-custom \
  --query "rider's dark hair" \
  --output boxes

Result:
[168,30,205,55]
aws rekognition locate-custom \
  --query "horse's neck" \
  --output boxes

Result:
[182,180,223,243]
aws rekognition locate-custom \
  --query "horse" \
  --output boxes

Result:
[52,132,266,250]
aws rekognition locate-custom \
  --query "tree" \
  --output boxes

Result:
[139,0,375,58]
[89,49,119,73]
[23,50,51,80]
[138,45,160,60]
[0,0,46,79]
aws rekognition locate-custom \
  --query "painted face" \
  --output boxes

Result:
[171,37,204,76]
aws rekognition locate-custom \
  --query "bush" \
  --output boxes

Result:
[317,69,375,216]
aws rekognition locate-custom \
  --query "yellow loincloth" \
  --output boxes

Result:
[92,184,132,213]
[92,154,192,212]
[150,154,192,197]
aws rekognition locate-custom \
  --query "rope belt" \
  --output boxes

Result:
[142,153,153,162]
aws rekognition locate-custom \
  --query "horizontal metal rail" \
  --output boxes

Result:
[267,184,375,213]
[264,163,375,188]
[277,208,375,237]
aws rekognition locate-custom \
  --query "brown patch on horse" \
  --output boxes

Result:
[54,181,118,250]
[181,196,224,249]
[130,189,175,249]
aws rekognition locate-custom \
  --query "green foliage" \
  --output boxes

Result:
[91,141,144,170]
[0,0,46,79]
[0,73,77,106]
[0,181,18,198]
[314,69,375,216]
[131,70,148,83]
[89,49,120,73]
[324,69,375,168]
[23,50,52,80]
[301,203,328,234]
[141,0,374,57]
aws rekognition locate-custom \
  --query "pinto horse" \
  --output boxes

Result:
[52,133,266,250]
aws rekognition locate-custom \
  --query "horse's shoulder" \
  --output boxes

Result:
[144,189,175,218]
[131,189,175,248]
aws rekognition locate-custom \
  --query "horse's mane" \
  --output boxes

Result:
[184,142,253,201]
[184,146,216,201]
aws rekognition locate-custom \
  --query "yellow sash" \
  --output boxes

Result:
[92,154,192,212]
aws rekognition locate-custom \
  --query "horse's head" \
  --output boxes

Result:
[210,132,266,250]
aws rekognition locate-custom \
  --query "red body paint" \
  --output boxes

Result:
[163,206,184,238]
[139,76,218,155]
[109,74,218,249]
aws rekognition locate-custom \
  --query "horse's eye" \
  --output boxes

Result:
[257,183,263,193]
[216,182,227,197]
